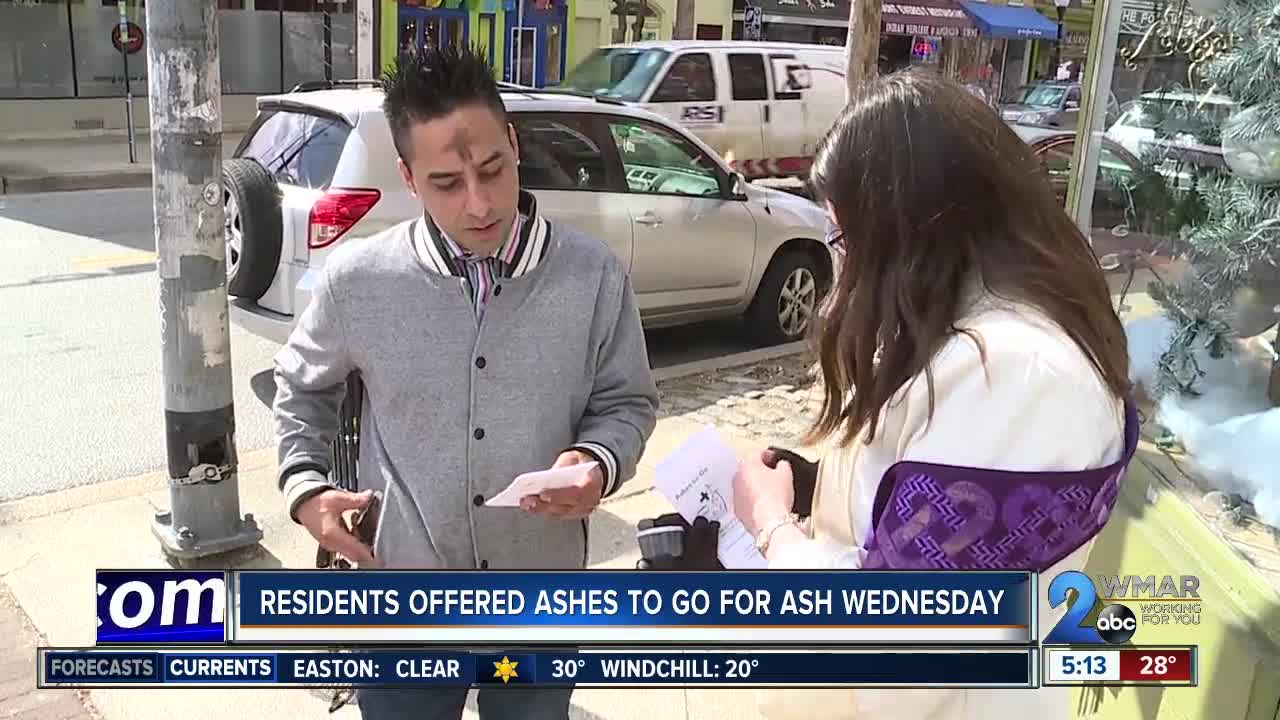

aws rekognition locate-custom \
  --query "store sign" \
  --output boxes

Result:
[1120,7,1158,34]
[1119,2,1235,87]
[881,0,979,37]
[737,0,849,19]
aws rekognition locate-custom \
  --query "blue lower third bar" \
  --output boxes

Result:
[42,649,1033,688]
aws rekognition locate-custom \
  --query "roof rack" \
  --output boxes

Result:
[289,79,383,93]
[527,87,628,106]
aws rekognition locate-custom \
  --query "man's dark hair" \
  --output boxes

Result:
[381,45,506,161]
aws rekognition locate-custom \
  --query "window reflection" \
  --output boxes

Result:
[1066,0,1280,551]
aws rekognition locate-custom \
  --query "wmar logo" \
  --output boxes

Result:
[96,570,226,644]
[1045,570,1201,644]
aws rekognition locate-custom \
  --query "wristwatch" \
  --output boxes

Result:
[755,512,800,555]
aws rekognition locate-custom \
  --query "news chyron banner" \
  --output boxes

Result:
[95,569,1035,645]
[40,647,1039,689]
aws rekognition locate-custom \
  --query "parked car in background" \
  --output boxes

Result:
[1104,89,1234,189]
[1001,80,1119,130]
[224,82,836,348]
[555,41,846,180]
[1013,124,1187,265]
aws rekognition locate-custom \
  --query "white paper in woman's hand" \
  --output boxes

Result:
[654,426,767,569]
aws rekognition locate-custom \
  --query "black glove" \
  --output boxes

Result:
[635,513,723,570]
[764,447,818,518]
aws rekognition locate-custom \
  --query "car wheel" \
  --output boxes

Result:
[223,158,282,300]
[746,251,822,346]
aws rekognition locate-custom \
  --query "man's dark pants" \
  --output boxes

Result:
[358,686,572,720]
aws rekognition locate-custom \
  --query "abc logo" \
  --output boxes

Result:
[1096,604,1137,644]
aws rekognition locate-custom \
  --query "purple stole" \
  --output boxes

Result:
[861,402,1139,572]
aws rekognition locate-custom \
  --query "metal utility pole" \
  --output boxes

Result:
[117,1,137,164]
[144,0,261,564]
[844,0,882,101]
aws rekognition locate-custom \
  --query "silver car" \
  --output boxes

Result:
[1000,81,1119,131]
[224,83,835,347]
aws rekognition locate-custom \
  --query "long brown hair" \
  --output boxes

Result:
[806,70,1130,448]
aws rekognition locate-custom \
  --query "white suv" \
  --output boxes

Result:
[225,81,836,346]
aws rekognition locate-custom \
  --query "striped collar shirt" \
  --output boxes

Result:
[414,190,551,318]
[410,189,622,497]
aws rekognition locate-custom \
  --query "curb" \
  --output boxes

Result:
[0,123,251,143]
[652,341,808,383]
[2,168,152,195]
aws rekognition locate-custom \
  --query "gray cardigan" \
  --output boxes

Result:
[272,217,659,570]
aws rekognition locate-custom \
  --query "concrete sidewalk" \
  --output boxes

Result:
[0,132,244,195]
[0,385,815,720]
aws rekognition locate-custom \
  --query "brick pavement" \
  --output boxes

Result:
[0,584,97,719]
[656,351,823,449]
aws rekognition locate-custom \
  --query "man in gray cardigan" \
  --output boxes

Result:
[272,46,659,720]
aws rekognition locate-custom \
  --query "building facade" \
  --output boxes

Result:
[566,0,736,70]
[0,0,372,136]
[726,0,1069,100]
[1026,0,1095,83]
[386,0,576,87]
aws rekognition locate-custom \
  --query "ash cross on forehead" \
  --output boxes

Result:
[446,126,476,159]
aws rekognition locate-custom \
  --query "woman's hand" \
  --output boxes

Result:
[733,450,796,537]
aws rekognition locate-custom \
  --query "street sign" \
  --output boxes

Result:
[112,21,144,54]
[743,4,763,39]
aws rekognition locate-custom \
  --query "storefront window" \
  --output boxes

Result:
[0,1,75,99]
[544,23,563,86]
[282,0,355,91]
[0,0,349,99]
[1070,0,1280,538]
[71,1,147,98]
[221,8,282,95]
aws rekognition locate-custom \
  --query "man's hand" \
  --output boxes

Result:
[297,488,380,567]
[520,450,604,519]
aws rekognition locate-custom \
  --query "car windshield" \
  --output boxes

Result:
[1021,84,1067,108]
[557,48,671,101]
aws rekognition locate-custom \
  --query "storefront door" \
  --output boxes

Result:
[504,0,568,88]
[399,5,468,56]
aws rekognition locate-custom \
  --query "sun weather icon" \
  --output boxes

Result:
[493,656,520,683]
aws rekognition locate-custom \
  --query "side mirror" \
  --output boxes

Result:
[783,64,813,91]
[729,172,749,199]
[1065,99,1081,110]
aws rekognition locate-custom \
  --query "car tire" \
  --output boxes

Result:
[223,158,282,300]
[745,250,824,346]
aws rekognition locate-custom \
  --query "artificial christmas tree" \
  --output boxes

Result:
[1133,0,1280,527]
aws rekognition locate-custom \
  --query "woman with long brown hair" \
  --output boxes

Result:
[731,70,1138,718]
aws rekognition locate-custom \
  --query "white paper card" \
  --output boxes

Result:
[485,462,599,507]
[653,426,768,569]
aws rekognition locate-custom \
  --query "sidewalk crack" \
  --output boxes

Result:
[1,551,40,580]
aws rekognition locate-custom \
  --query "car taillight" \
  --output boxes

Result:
[308,188,381,249]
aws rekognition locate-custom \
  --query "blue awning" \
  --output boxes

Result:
[959,1,1062,40]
